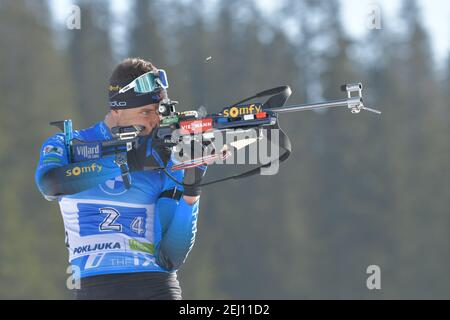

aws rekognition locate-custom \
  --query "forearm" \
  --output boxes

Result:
[155,197,200,271]
[183,195,199,205]
[35,157,121,199]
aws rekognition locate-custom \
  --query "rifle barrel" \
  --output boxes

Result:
[268,98,354,113]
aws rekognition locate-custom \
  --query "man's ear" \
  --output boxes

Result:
[106,109,121,126]
[111,109,121,119]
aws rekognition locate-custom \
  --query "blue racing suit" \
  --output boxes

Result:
[35,121,200,279]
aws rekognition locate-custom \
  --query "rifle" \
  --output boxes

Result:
[50,83,380,189]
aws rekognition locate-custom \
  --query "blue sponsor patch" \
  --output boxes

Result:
[73,142,102,162]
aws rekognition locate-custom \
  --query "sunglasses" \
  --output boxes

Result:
[111,69,169,98]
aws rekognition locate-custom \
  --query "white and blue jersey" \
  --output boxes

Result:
[35,121,199,278]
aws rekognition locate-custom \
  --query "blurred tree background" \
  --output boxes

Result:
[0,0,449,299]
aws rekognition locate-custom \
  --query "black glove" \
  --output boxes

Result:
[127,136,171,171]
[182,165,207,197]
[178,140,209,197]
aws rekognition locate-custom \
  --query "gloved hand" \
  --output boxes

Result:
[126,136,148,171]
[127,136,171,171]
[179,140,210,197]
[182,165,207,197]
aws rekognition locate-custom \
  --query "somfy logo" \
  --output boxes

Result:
[65,163,102,176]
[366,265,381,290]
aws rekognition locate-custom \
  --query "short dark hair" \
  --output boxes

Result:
[110,57,156,83]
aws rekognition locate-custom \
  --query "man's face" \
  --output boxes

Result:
[114,104,160,136]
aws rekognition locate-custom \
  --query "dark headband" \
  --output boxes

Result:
[108,78,164,109]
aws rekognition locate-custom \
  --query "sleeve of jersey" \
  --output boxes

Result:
[35,134,122,200]
[154,164,200,271]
